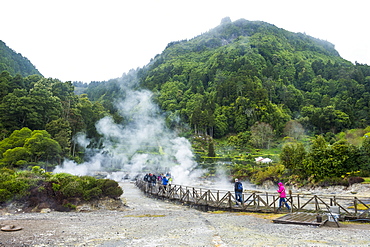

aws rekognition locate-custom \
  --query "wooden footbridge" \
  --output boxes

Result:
[135,180,370,225]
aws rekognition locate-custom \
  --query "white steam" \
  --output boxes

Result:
[53,70,200,185]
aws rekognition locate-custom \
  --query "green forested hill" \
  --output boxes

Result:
[1,18,370,186]
[133,18,370,139]
[83,19,370,143]
[0,40,42,77]
[79,19,370,184]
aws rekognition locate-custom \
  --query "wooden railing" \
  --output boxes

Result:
[135,179,370,218]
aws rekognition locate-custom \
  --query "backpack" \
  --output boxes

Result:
[237,182,243,191]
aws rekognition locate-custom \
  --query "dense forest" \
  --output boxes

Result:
[0,43,121,208]
[2,18,370,190]
[0,41,42,77]
[85,19,370,139]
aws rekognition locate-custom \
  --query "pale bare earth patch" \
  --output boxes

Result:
[0,182,369,247]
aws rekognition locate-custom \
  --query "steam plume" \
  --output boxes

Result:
[53,70,199,185]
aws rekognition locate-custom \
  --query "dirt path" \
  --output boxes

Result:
[1,181,370,246]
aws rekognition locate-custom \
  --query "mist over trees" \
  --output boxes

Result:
[1,18,370,186]
[79,19,370,183]
[0,71,109,170]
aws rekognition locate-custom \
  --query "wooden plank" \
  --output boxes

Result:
[273,213,327,227]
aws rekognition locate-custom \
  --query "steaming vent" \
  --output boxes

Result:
[53,70,200,185]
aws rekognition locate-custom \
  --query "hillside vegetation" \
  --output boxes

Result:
[0,41,42,77]
[83,18,370,185]
[1,18,370,208]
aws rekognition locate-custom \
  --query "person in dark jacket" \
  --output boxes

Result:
[234,178,243,204]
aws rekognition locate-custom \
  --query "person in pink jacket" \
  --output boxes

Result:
[277,182,290,210]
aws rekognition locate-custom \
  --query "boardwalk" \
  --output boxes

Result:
[2,181,370,246]
[136,180,370,220]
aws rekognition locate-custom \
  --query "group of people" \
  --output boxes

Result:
[143,173,172,186]
[234,178,291,210]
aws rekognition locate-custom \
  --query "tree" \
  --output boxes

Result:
[0,147,30,167]
[250,122,274,149]
[359,135,370,172]
[24,130,62,165]
[0,127,32,156]
[207,138,216,157]
[213,106,229,138]
[283,120,305,140]
[157,80,184,112]
[301,105,350,134]
[77,95,108,141]
[27,81,63,129]
[45,118,72,157]
[280,142,306,176]
[303,135,329,180]
[303,136,360,180]
[0,89,28,130]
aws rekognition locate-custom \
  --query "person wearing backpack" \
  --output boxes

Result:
[234,178,243,204]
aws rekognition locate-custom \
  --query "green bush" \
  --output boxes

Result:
[63,202,77,209]
[230,163,254,180]
[0,168,15,183]
[103,186,123,198]
[97,179,123,198]
[84,187,103,201]
[79,176,98,190]
[251,164,286,185]
[0,188,12,202]
[1,179,30,199]
[52,183,61,191]
[48,172,75,183]
[0,166,124,208]
[60,180,84,198]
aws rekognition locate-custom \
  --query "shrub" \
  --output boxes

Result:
[52,183,61,191]
[49,172,75,183]
[0,189,12,202]
[1,179,30,199]
[251,164,285,185]
[84,187,103,201]
[97,179,123,198]
[60,181,84,198]
[348,176,365,185]
[317,177,349,187]
[79,176,98,190]
[0,168,15,183]
[63,202,77,209]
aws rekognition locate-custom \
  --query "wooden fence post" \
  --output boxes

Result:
[315,196,319,211]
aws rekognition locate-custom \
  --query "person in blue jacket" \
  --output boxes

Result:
[161,176,169,192]
[234,178,243,204]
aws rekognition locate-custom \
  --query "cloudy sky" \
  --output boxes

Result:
[2,0,369,82]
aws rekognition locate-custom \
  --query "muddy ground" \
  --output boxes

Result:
[1,181,370,246]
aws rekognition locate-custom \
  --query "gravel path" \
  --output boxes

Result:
[1,181,370,246]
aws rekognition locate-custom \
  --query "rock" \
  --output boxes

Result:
[76,205,92,212]
[40,208,51,213]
